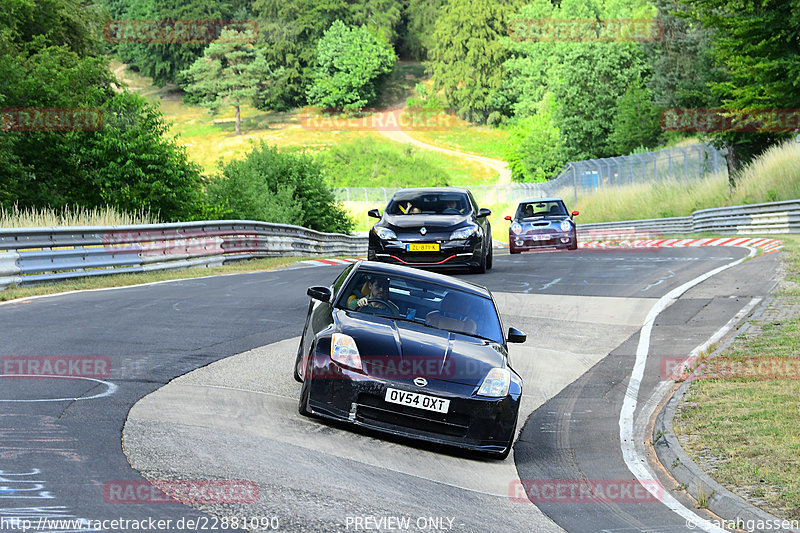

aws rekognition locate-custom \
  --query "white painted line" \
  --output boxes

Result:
[0,375,118,402]
[618,246,757,533]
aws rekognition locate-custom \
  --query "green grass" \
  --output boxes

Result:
[111,60,499,184]
[0,256,309,302]
[407,126,514,160]
[573,139,800,223]
[672,233,800,520]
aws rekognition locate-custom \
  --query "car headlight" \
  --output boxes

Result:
[510,222,523,235]
[477,367,511,397]
[559,220,572,232]
[374,227,397,241]
[451,225,480,240]
[331,333,362,371]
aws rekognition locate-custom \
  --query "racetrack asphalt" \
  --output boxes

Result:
[0,247,780,532]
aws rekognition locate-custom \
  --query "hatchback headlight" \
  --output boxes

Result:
[559,220,572,232]
[374,227,397,241]
[477,368,511,397]
[331,333,362,371]
[451,225,480,240]
[510,222,523,235]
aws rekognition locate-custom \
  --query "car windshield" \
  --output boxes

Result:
[337,271,503,344]
[385,192,470,216]
[516,200,567,219]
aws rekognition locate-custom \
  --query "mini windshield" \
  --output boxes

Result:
[338,271,503,344]
[386,192,471,216]
[516,200,567,219]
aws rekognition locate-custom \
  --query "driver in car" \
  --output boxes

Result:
[347,276,390,310]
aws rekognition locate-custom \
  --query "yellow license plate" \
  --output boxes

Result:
[407,243,439,252]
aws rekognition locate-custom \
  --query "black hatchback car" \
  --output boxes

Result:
[294,261,527,459]
[367,187,493,273]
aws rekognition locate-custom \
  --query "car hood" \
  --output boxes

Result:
[336,310,505,387]
[516,215,572,229]
[383,214,470,230]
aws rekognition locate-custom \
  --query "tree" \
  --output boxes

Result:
[306,20,396,112]
[252,0,404,109]
[0,0,204,220]
[113,0,248,87]
[181,28,281,135]
[504,93,566,182]
[681,0,800,176]
[205,142,354,233]
[398,0,445,60]
[608,85,663,155]
[426,0,524,124]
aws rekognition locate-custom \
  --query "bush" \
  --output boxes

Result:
[306,20,396,111]
[205,142,354,233]
[504,94,567,182]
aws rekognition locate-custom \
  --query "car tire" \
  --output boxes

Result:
[509,247,520,255]
[472,241,488,274]
[293,344,304,383]
[298,377,312,416]
[568,232,578,250]
[486,234,493,269]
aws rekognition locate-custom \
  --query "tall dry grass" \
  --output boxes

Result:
[574,139,800,224]
[0,205,159,228]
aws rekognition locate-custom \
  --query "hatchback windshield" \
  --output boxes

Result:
[386,192,471,216]
[337,271,503,344]
[516,200,567,219]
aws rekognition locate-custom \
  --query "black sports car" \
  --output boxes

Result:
[367,187,493,273]
[294,261,527,459]
[505,198,579,253]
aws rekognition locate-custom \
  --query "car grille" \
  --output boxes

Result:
[356,393,470,437]
[394,253,458,264]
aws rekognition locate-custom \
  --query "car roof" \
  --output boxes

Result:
[518,198,565,205]
[353,261,491,298]
[391,187,471,196]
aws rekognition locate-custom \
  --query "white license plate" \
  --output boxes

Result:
[531,234,552,241]
[384,388,450,413]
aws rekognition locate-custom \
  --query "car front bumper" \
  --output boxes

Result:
[369,235,483,268]
[509,231,575,251]
[305,361,520,455]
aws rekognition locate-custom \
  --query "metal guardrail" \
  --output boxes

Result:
[576,199,800,239]
[0,221,367,290]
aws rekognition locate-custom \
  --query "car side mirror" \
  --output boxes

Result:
[368,208,381,219]
[507,327,526,344]
[571,210,579,217]
[477,208,492,218]
[504,215,512,221]
[307,286,332,302]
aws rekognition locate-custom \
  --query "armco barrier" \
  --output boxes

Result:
[577,199,800,239]
[0,221,367,290]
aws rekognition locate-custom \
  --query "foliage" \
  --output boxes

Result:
[205,142,354,233]
[398,0,445,60]
[252,0,404,109]
[180,28,281,134]
[608,84,663,155]
[681,0,800,174]
[315,137,451,188]
[0,0,203,221]
[504,93,566,182]
[113,0,248,87]
[426,0,523,124]
[306,21,396,112]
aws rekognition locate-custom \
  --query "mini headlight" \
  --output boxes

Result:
[477,367,511,397]
[510,223,523,235]
[451,225,480,240]
[374,227,397,241]
[331,333,362,371]
[559,220,572,232]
